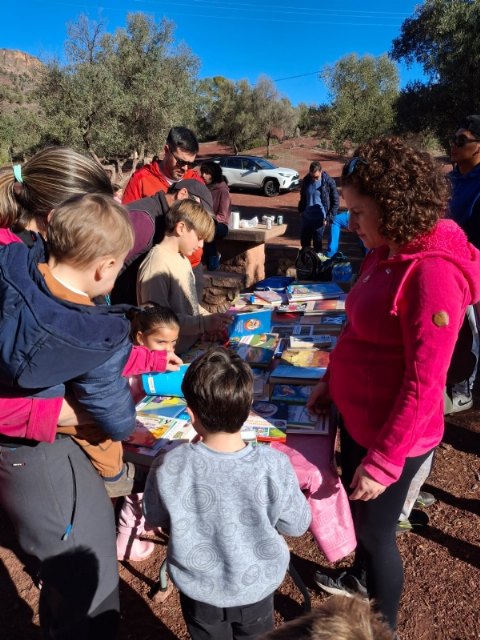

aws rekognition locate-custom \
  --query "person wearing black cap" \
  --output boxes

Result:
[110,179,214,305]
[447,114,480,412]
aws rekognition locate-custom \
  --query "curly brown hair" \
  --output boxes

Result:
[341,137,450,246]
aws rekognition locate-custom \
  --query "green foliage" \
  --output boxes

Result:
[36,13,199,162]
[297,103,332,136]
[195,75,297,153]
[391,0,480,142]
[322,54,399,151]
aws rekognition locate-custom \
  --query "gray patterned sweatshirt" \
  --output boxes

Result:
[144,441,312,607]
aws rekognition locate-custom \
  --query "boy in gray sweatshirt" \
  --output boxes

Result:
[144,346,311,640]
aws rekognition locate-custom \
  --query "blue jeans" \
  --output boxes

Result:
[325,211,350,257]
[300,216,325,253]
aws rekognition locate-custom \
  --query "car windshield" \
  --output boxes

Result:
[255,158,277,170]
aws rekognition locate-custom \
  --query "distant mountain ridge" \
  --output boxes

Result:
[0,49,43,110]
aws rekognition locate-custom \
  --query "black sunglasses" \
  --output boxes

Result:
[168,146,195,169]
[451,134,480,148]
[342,156,369,178]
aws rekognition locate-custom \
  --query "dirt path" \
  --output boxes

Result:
[0,138,478,639]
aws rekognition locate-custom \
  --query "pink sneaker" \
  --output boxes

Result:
[117,493,155,562]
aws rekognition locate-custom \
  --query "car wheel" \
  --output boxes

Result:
[263,178,279,197]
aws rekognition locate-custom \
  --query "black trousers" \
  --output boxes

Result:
[179,591,274,640]
[340,426,434,631]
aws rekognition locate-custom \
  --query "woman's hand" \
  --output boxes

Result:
[306,380,330,416]
[165,352,183,372]
[349,464,386,501]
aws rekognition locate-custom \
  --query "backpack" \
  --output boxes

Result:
[295,249,348,282]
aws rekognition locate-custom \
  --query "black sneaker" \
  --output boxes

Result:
[313,570,368,599]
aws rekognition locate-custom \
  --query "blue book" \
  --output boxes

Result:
[269,363,326,384]
[287,282,344,302]
[141,364,189,397]
[228,309,272,338]
[271,384,313,404]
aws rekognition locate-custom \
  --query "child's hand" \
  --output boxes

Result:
[165,352,183,371]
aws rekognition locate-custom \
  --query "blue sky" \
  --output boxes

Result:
[1,0,425,105]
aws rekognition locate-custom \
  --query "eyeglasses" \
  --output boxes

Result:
[342,156,369,178]
[450,134,480,148]
[167,146,195,169]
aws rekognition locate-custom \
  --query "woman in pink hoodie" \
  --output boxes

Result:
[308,137,480,631]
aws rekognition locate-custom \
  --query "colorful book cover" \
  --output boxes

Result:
[303,296,347,314]
[228,333,279,368]
[252,400,328,435]
[276,302,308,314]
[280,348,330,369]
[241,407,287,443]
[123,413,196,464]
[135,395,187,419]
[271,384,313,404]
[141,364,189,397]
[286,282,344,302]
[228,309,272,338]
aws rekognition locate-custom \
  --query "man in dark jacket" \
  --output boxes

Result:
[446,114,480,412]
[111,179,214,305]
[298,161,339,256]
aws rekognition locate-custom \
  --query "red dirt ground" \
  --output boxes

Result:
[0,138,478,640]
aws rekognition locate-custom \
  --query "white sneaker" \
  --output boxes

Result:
[445,390,473,414]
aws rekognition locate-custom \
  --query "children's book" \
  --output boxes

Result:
[227,333,279,368]
[241,408,287,443]
[228,309,272,338]
[276,302,308,314]
[280,348,330,369]
[289,335,335,350]
[251,401,329,435]
[271,384,313,404]
[142,364,189,397]
[286,282,344,302]
[123,414,196,465]
[135,394,187,419]
[303,296,347,315]
[269,363,327,385]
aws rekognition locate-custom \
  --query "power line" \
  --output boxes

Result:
[274,70,323,82]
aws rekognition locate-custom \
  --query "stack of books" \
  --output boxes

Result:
[123,395,196,465]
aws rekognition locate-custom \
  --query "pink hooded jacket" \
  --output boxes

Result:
[326,219,480,485]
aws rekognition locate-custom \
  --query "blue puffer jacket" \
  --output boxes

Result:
[0,241,136,441]
[298,171,340,222]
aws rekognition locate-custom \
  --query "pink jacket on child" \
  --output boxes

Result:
[326,219,480,486]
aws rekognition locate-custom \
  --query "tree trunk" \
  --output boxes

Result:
[266,133,271,157]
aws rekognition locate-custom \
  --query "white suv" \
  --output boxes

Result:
[213,155,300,197]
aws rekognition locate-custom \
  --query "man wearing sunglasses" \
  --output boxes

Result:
[447,115,480,413]
[123,127,200,204]
[122,126,209,300]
